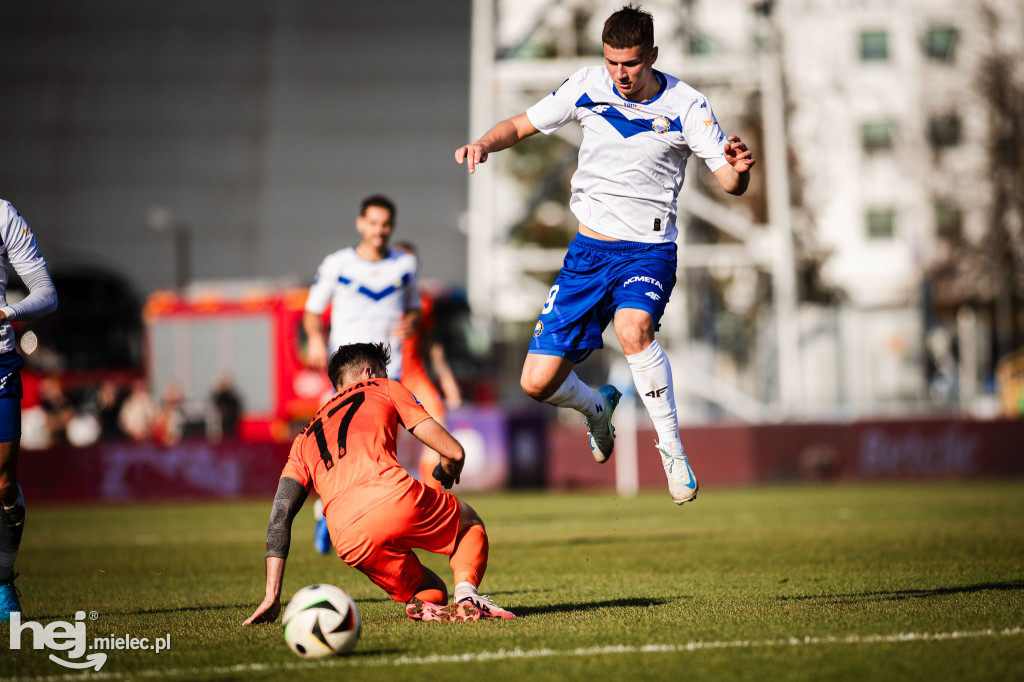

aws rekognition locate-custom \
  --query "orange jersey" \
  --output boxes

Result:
[281,378,431,530]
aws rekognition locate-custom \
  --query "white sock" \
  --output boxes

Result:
[0,485,25,582]
[625,341,682,450]
[545,371,604,422]
[454,581,478,600]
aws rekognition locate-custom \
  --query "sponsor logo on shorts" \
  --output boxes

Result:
[645,292,661,301]
[533,320,544,337]
[623,276,664,291]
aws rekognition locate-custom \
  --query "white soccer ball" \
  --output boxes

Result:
[282,584,361,657]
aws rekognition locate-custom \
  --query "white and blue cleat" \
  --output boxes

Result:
[585,385,622,464]
[657,442,699,506]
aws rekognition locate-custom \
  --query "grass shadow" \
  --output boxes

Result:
[777,579,1024,604]
[513,596,672,617]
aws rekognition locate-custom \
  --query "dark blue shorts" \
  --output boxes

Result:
[0,351,24,442]
[528,233,677,364]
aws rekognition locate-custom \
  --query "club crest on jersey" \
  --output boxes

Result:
[533,320,544,337]
[651,116,672,134]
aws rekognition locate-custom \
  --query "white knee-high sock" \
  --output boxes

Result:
[0,485,25,582]
[625,341,682,450]
[545,371,604,422]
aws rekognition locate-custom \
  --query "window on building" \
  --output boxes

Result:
[929,114,961,148]
[925,26,957,61]
[862,121,895,152]
[867,209,896,239]
[935,203,962,239]
[860,30,888,61]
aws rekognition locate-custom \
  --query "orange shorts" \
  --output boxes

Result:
[400,372,446,424]
[334,481,461,603]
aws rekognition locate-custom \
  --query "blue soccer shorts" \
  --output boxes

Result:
[528,233,677,364]
[0,351,24,442]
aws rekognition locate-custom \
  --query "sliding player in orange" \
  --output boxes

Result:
[243,342,515,624]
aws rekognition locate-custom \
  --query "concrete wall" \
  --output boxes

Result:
[0,1,471,295]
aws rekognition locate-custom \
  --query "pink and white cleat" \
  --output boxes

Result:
[406,598,481,622]
[456,594,517,620]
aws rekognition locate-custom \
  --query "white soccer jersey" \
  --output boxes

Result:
[304,247,419,379]
[0,200,57,355]
[527,66,729,243]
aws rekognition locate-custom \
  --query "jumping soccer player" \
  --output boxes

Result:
[0,200,58,622]
[303,194,420,552]
[455,4,755,505]
[242,342,515,624]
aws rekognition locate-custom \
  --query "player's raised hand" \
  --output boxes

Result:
[455,144,489,174]
[723,135,755,173]
[242,596,281,626]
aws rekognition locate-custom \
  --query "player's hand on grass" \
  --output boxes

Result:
[432,463,460,490]
[243,596,281,626]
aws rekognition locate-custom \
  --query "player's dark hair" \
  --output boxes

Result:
[328,342,391,388]
[602,4,654,52]
[360,194,396,221]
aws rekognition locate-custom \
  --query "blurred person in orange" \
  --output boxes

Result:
[393,242,462,490]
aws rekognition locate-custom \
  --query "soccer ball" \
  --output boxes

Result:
[282,584,361,657]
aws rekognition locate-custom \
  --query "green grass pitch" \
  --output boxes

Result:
[4,481,1023,681]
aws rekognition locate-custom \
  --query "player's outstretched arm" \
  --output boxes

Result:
[243,477,308,625]
[409,418,465,489]
[455,113,540,174]
[714,135,756,196]
[243,557,285,625]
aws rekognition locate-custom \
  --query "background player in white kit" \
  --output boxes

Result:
[455,4,755,505]
[302,193,420,551]
[0,200,58,621]
[303,194,420,379]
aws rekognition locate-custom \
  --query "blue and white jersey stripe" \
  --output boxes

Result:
[305,247,419,379]
[526,66,729,243]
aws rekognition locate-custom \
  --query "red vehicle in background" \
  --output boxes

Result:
[143,282,334,442]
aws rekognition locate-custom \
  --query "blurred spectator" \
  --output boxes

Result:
[119,379,157,442]
[37,376,74,445]
[210,374,242,440]
[152,381,186,446]
[81,380,125,441]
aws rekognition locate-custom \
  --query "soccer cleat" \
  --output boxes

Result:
[406,598,481,623]
[313,517,332,554]
[657,442,699,505]
[456,594,517,620]
[585,385,622,463]
[0,573,21,623]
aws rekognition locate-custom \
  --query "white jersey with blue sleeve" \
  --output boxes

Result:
[526,66,729,243]
[0,200,58,355]
[304,247,419,380]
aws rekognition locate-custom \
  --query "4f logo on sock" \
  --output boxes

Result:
[645,386,668,399]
